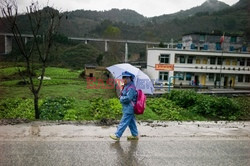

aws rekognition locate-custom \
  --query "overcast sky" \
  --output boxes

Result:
[16,0,239,17]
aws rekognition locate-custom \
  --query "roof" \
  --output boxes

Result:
[183,31,244,37]
[84,64,107,70]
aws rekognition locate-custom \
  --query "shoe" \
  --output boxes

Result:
[127,136,139,140]
[110,134,120,141]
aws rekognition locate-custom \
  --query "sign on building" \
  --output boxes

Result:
[155,64,174,71]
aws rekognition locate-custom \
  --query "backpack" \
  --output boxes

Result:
[125,85,146,115]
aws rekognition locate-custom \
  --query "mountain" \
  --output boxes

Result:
[59,8,147,37]
[1,0,249,67]
[150,0,230,23]
[65,8,146,25]
[1,1,249,45]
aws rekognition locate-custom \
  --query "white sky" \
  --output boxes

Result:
[16,0,239,17]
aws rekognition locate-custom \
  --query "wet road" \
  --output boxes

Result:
[1,138,250,166]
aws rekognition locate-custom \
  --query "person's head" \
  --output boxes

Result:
[121,71,135,85]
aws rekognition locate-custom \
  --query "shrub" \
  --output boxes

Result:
[167,90,198,108]
[0,98,35,120]
[63,109,78,121]
[90,98,122,120]
[40,97,73,120]
[146,98,185,120]
[166,90,242,120]
[190,95,241,120]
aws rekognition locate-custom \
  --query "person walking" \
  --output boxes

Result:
[110,71,139,141]
[229,79,232,88]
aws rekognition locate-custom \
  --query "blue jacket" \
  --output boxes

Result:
[120,82,137,114]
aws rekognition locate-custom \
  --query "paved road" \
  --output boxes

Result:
[0,121,250,166]
[1,138,250,166]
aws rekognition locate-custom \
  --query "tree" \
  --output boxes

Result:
[0,0,63,119]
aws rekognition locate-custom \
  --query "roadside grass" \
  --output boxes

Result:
[136,107,160,120]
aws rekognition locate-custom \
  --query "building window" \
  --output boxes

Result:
[216,42,222,50]
[180,56,185,63]
[216,74,221,81]
[238,75,243,82]
[203,58,208,64]
[196,59,200,64]
[210,57,216,65]
[239,58,245,66]
[159,54,169,63]
[209,73,214,81]
[232,59,237,66]
[217,57,222,65]
[200,35,205,42]
[247,58,250,66]
[186,73,192,81]
[175,72,184,80]
[230,36,237,43]
[187,56,194,64]
[225,59,230,65]
[159,72,168,81]
[246,75,250,83]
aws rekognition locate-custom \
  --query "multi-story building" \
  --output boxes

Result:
[144,33,250,89]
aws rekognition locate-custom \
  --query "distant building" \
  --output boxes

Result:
[182,32,247,52]
[84,65,108,80]
[144,33,250,89]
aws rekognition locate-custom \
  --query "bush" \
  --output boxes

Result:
[0,98,35,120]
[167,90,198,108]
[63,109,78,121]
[90,98,122,120]
[190,95,241,120]
[40,97,73,120]
[146,98,185,120]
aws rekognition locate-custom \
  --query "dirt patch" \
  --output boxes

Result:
[0,119,31,125]
[95,118,119,126]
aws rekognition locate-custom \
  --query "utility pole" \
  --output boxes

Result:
[125,42,128,62]
[219,33,225,88]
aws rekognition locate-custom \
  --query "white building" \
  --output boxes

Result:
[144,36,250,88]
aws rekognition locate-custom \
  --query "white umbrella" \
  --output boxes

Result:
[107,63,154,94]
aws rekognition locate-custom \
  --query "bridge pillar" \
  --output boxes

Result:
[24,37,28,44]
[85,40,88,44]
[105,40,108,52]
[170,38,173,48]
[125,42,128,63]
[5,35,12,54]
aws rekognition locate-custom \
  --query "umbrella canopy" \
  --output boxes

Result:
[107,63,154,94]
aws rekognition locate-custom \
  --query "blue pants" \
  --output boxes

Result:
[115,113,138,138]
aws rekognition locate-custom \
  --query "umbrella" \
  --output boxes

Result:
[107,63,154,94]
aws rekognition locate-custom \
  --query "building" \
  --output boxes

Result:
[84,65,108,80]
[144,33,250,89]
[182,32,248,52]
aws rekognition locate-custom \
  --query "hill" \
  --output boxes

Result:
[1,0,249,66]
[150,0,230,24]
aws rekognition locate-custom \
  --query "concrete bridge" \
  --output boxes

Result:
[0,33,176,62]
[0,33,35,55]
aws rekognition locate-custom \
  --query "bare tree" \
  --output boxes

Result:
[0,0,63,119]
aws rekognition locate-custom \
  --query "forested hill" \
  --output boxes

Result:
[1,0,249,41]
[150,0,230,24]
[59,0,250,41]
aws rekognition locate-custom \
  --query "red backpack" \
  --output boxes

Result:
[125,85,146,115]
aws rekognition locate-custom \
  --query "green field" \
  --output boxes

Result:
[0,65,116,100]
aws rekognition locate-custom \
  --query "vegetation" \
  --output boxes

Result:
[0,63,250,122]
[1,1,63,119]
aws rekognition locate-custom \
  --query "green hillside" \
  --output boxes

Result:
[0,0,249,67]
